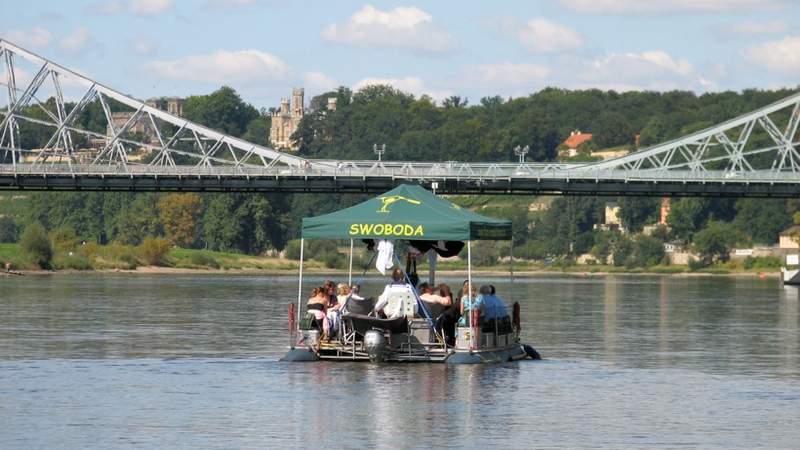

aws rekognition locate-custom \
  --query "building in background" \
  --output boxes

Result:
[594,201,626,233]
[105,97,186,146]
[270,88,304,150]
[558,130,593,158]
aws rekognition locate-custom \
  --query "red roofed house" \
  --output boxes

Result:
[559,130,593,158]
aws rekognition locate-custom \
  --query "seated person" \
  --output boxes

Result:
[457,282,482,327]
[480,285,509,322]
[436,284,459,346]
[417,282,452,307]
[323,280,338,309]
[374,267,416,319]
[306,287,330,336]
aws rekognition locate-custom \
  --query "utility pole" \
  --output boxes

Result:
[373,143,386,162]
[514,145,530,164]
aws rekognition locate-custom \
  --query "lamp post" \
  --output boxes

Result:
[514,145,530,164]
[373,143,386,162]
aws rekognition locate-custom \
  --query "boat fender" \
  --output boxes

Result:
[523,344,541,360]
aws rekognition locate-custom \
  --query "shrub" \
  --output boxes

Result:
[189,252,220,269]
[52,253,93,270]
[20,223,53,269]
[688,257,707,272]
[49,225,78,252]
[742,256,781,270]
[138,237,172,266]
[284,239,302,260]
[323,251,345,269]
[105,242,140,268]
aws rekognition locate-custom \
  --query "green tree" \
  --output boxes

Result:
[202,194,286,254]
[612,236,634,267]
[733,199,790,245]
[630,235,665,267]
[639,116,668,147]
[20,223,53,269]
[667,198,708,242]
[113,194,162,245]
[618,197,660,233]
[0,216,18,243]
[593,112,634,148]
[183,86,259,137]
[692,221,741,262]
[242,115,271,147]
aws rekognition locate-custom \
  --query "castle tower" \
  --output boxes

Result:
[292,88,304,117]
[269,89,304,151]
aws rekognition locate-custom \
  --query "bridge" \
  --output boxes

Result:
[1,39,799,197]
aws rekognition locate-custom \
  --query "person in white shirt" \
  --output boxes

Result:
[374,268,415,318]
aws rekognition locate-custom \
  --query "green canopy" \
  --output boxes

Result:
[301,184,511,241]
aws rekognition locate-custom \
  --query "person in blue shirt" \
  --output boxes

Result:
[482,285,509,321]
[457,282,481,327]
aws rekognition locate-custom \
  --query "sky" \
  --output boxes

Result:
[1,0,799,110]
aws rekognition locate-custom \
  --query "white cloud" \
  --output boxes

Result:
[323,4,454,53]
[87,0,125,14]
[743,35,800,74]
[147,49,290,83]
[304,72,339,92]
[719,20,791,38]
[2,27,53,48]
[574,51,699,91]
[354,76,453,101]
[87,0,172,16]
[559,0,788,14]
[59,27,91,51]
[206,0,260,5]
[132,37,157,55]
[129,0,172,15]
[517,19,583,53]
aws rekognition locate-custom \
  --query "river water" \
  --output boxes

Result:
[1,273,798,449]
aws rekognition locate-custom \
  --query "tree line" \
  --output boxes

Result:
[1,84,798,269]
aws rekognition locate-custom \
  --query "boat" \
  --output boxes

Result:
[782,254,800,285]
[281,184,541,364]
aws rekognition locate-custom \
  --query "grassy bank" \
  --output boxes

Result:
[0,242,781,276]
[0,243,320,272]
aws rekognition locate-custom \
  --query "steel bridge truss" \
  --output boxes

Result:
[0,39,309,171]
[1,39,800,196]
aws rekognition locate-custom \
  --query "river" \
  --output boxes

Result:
[1,273,798,449]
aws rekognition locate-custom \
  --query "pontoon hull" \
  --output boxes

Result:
[281,342,537,364]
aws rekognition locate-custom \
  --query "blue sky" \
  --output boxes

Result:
[2,0,799,109]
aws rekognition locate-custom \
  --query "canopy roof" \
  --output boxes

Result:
[302,184,511,241]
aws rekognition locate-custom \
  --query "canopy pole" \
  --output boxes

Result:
[467,240,472,329]
[296,238,304,330]
[348,239,354,286]
[428,250,436,286]
[510,239,515,304]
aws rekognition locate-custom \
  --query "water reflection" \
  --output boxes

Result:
[603,277,618,360]
[659,277,669,355]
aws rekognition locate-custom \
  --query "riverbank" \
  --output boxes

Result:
[0,243,781,278]
[2,264,780,279]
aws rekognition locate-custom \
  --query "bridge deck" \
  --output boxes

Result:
[2,164,799,197]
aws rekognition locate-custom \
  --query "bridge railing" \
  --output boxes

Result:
[2,162,799,184]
